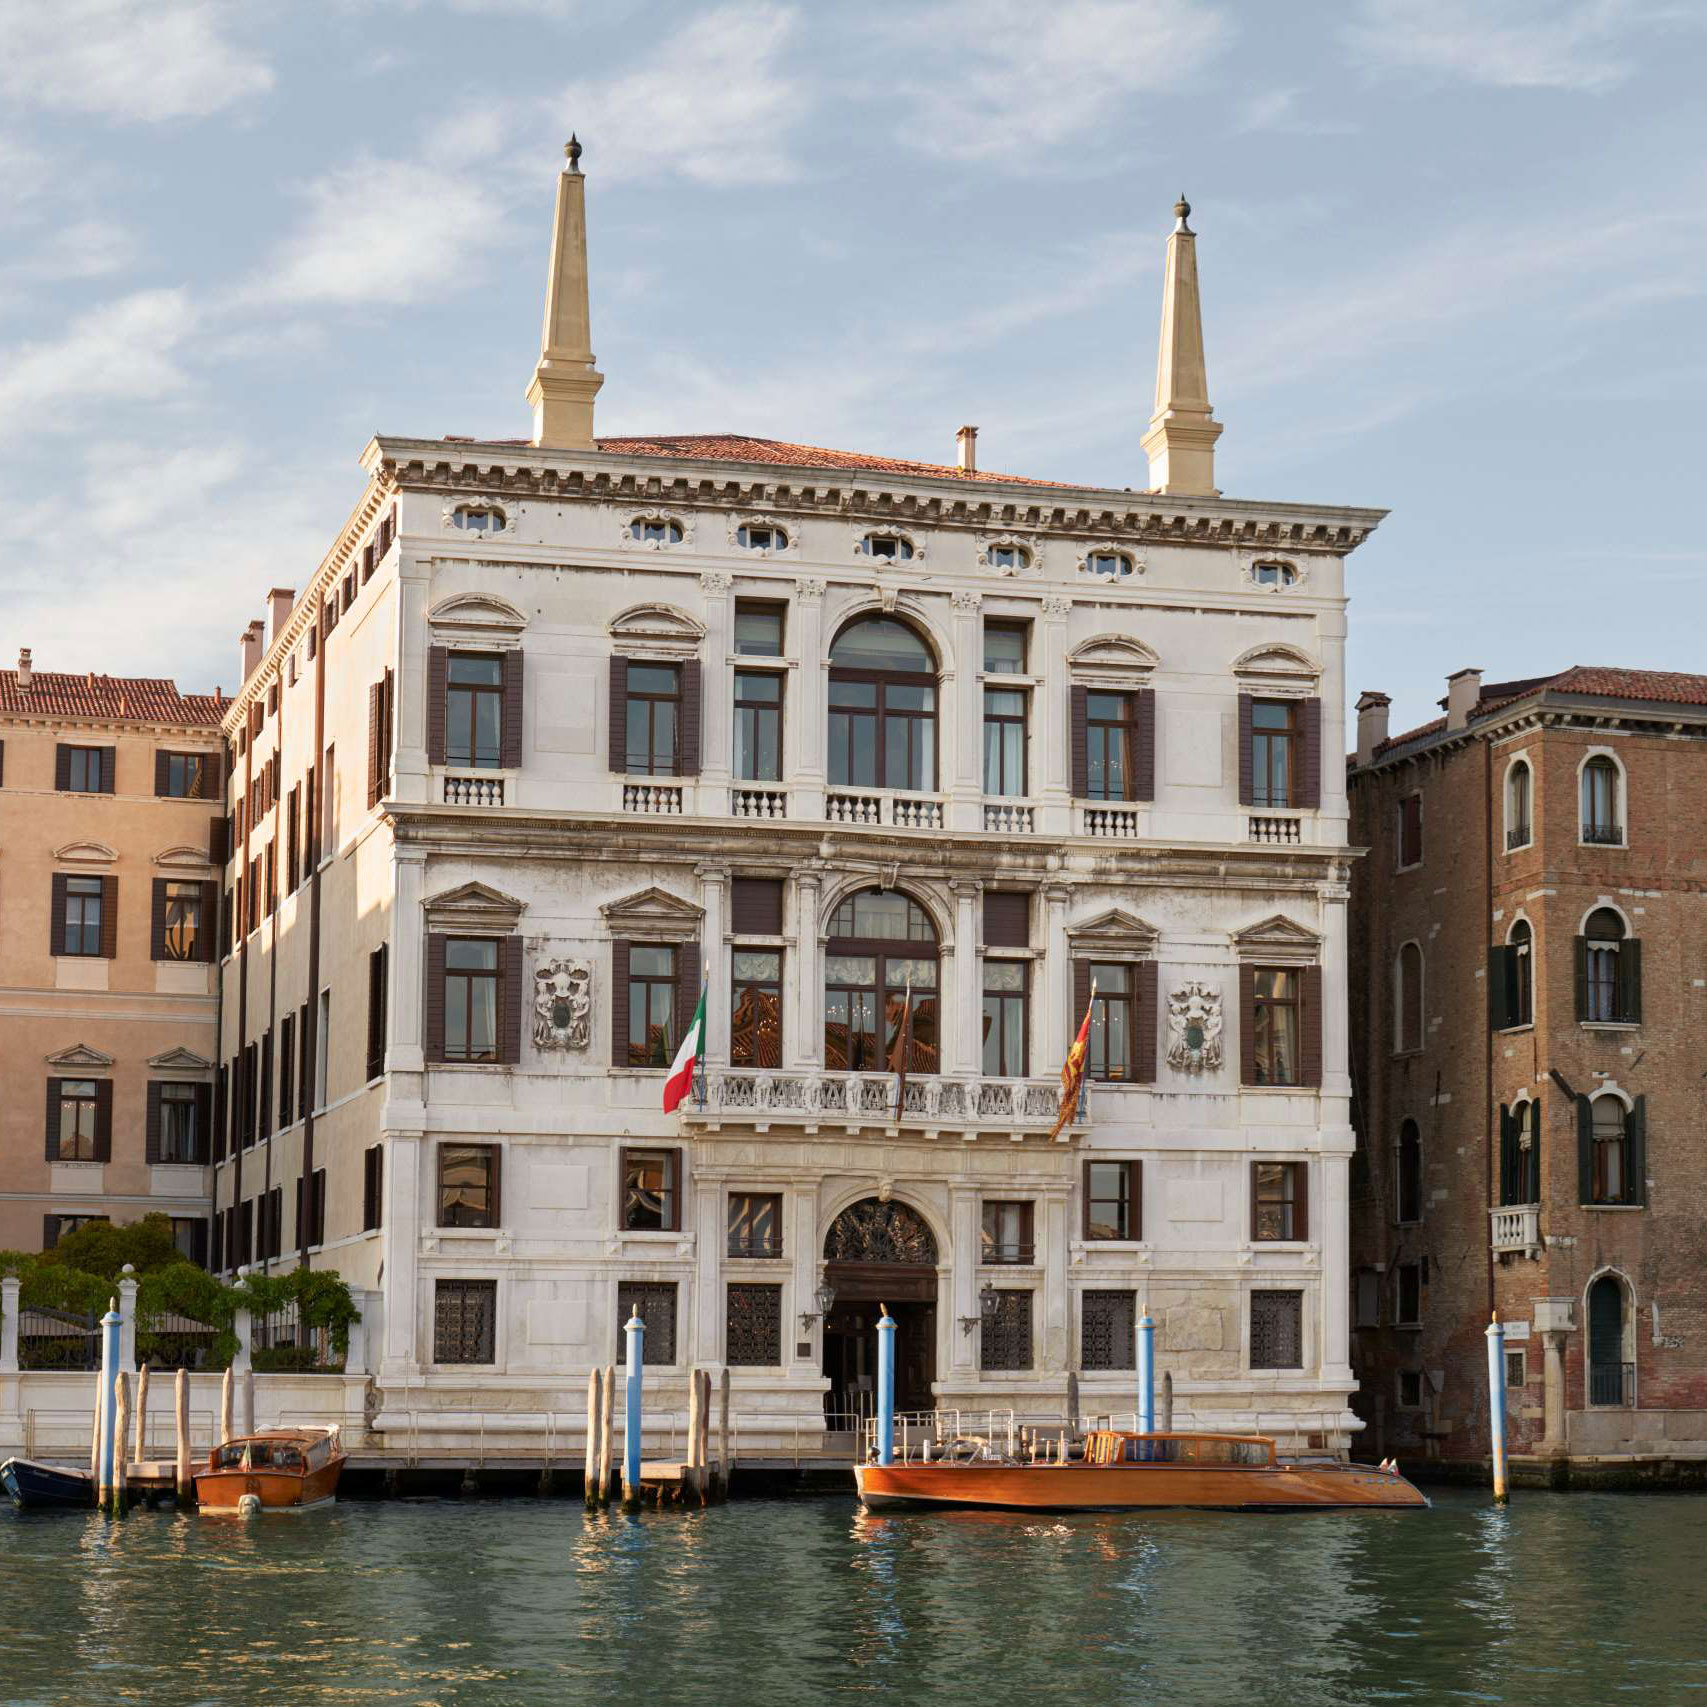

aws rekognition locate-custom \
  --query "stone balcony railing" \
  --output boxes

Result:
[982,800,1036,833]
[825,788,946,830]
[680,1068,1070,1139]
[1078,803,1142,838]
[442,774,506,806]
[1248,813,1302,845]
[1490,1204,1541,1258]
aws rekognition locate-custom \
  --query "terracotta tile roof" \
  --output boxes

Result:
[445,431,1081,488]
[0,670,227,727]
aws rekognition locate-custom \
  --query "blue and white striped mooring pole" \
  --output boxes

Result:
[623,1309,644,1508]
[875,1305,896,1466]
[1486,1311,1509,1504]
[97,1298,122,1506]
[1137,1314,1156,1435]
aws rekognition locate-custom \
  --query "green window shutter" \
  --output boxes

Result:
[1576,1095,1594,1204]
[1629,1095,1647,1206]
[1573,936,1589,1022]
[1497,1104,1513,1204]
[1620,938,1642,1024]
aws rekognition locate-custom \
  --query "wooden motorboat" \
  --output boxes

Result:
[855,1430,1428,1512]
[1,1457,94,1510]
[194,1427,345,1512]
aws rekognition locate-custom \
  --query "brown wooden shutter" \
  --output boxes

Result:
[100,747,115,793]
[55,744,72,790]
[1132,1159,1142,1242]
[1080,1159,1092,1240]
[984,891,1030,949]
[608,656,628,773]
[367,945,388,1080]
[1299,698,1322,810]
[679,658,701,776]
[199,881,217,961]
[425,934,447,1063]
[1072,958,1091,1037]
[50,872,68,955]
[731,877,784,936]
[1488,945,1512,1031]
[676,940,702,1051]
[1133,688,1156,801]
[367,678,383,807]
[45,1079,61,1160]
[1630,1095,1647,1206]
[1620,938,1643,1024]
[1069,685,1088,797]
[43,1215,60,1250]
[94,1079,113,1162]
[145,1082,162,1165]
[1239,965,1259,1085]
[155,750,170,795]
[1295,1161,1309,1241]
[1249,1161,1261,1241]
[150,878,168,960]
[426,645,448,766]
[1237,694,1255,806]
[499,935,524,1064]
[667,1150,682,1232]
[489,1145,503,1227]
[1576,1095,1594,1203]
[610,939,631,1066]
[208,813,226,865]
[501,650,524,769]
[1300,964,1323,1087]
[1573,935,1589,1021]
[99,876,118,958]
[194,1083,212,1162]
[1134,959,1159,1084]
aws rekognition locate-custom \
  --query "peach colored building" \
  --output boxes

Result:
[0,650,226,1257]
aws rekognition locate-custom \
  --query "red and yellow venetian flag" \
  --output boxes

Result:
[1049,984,1096,1140]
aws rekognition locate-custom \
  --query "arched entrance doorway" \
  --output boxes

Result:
[822,1197,938,1421]
[1587,1273,1633,1407]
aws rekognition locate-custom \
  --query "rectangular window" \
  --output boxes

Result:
[733,670,783,781]
[983,687,1028,796]
[731,950,782,1068]
[159,880,203,961]
[726,1283,783,1366]
[322,744,336,855]
[983,891,1029,948]
[362,1144,384,1232]
[61,746,112,794]
[980,1290,1033,1371]
[622,1147,679,1231]
[1251,700,1298,808]
[315,990,331,1108]
[158,1082,204,1164]
[159,752,209,799]
[1506,1349,1527,1388]
[1399,1369,1423,1409]
[366,943,389,1080]
[278,1014,295,1130]
[1085,1160,1134,1240]
[624,663,681,776]
[980,1200,1035,1265]
[446,654,503,769]
[62,876,105,957]
[627,945,677,1067]
[171,1217,208,1267]
[53,1080,101,1161]
[438,1143,499,1228]
[616,1281,677,1365]
[983,622,1027,674]
[1252,1161,1306,1241]
[434,1279,497,1364]
[1250,1290,1304,1369]
[1354,1268,1380,1328]
[444,938,500,1062]
[1086,692,1134,801]
[981,959,1028,1076]
[733,602,784,657]
[1088,961,1133,1081]
[727,1192,783,1258]
[1397,793,1423,868]
[1252,968,1300,1086]
[1396,1262,1422,1327]
[1081,1289,1137,1371]
[286,785,300,891]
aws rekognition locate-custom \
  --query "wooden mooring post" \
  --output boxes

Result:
[174,1368,193,1504]
[219,1368,234,1445]
[133,1364,150,1462]
[718,1366,731,1499]
[1161,1371,1174,1433]
[112,1373,130,1504]
[584,1367,602,1509]
[598,1364,615,1504]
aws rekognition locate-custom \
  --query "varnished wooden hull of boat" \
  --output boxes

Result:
[855,1460,1428,1512]
[194,1458,344,1511]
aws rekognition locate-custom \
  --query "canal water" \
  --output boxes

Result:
[2,1490,1703,1705]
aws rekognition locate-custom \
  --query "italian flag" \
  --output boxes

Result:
[663,978,707,1113]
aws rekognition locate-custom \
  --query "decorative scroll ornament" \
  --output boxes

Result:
[823,1198,938,1265]
[1166,981,1223,1074]
[533,956,592,1051]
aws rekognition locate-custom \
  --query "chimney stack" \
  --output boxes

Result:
[16,647,31,691]
[240,621,265,683]
[267,588,296,646]
[1445,668,1483,732]
[956,425,978,473]
[1355,692,1391,766]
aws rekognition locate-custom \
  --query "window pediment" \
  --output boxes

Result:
[609,603,707,655]
[46,1042,114,1069]
[601,885,705,939]
[1068,634,1159,680]
[1233,913,1321,962]
[154,845,212,869]
[423,881,526,933]
[54,840,117,865]
[1232,642,1319,685]
[1067,907,1160,954]
[428,593,528,639]
[147,1046,213,1072]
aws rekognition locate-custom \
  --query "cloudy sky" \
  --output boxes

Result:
[1,0,1702,734]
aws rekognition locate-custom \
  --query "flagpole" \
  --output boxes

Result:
[695,960,709,1111]
[893,972,912,1117]
[1076,978,1097,1123]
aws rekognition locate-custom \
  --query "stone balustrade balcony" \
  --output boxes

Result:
[1490,1204,1541,1258]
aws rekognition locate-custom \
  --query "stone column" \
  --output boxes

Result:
[118,1265,138,1373]
[1037,597,1073,838]
[949,880,981,1078]
[698,865,730,1063]
[693,1175,721,1365]
[948,1187,981,1379]
[0,1276,19,1373]
[793,871,822,1068]
[381,1135,423,1374]
[231,1269,253,1376]
[699,572,733,814]
[948,591,982,832]
[792,579,827,819]
[1318,1153,1353,1386]
[1043,884,1071,1066]
[1541,1330,1568,1454]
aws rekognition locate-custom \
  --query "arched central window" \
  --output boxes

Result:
[1581,755,1621,844]
[1587,1273,1632,1406]
[824,889,938,1073]
[1509,919,1533,1026]
[1581,908,1628,1023]
[1590,1095,1630,1203]
[828,617,937,792]
[1500,1098,1540,1204]
[1506,759,1532,849]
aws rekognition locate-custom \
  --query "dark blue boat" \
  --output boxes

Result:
[1,1457,94,1509]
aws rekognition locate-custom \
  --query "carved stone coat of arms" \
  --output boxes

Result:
[533,957,592,1050]
[1166,981,1223,1073]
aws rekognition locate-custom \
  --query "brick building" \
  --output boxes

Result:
[0,651,226,1256]
[1348,665,1707,1479]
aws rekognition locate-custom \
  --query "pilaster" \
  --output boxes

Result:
[697,864,730,1063]
[699,573,733,801]
[792,871,822,1068]
[792,579,826,818]
[948,590,981,832]
[1038,597,1072,837]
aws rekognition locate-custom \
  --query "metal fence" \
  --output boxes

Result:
[18,1308,100,1371]
[253,1303,343,1373]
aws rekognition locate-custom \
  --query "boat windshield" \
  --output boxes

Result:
[210,1440,306,1471]
[1086,1434,1272,1467]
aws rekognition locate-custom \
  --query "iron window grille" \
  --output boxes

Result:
[1081,1289,1137,1371]
[433,1279,497,1364]
[726,1283,783,1366]
[1250,1290,1303,1369]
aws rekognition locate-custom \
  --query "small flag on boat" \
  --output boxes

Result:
[663,972,707,1113]
[1049,981,1096,1140]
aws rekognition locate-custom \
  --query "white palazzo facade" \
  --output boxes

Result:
[211,162,1384,1453]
